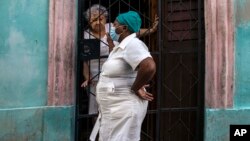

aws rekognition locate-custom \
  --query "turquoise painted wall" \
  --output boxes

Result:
[205,109,250,141]
[0,0,75,140]
[0,0,48,108]
[0,106,74,141]
[205,0,250,141]
[234,0,250,108]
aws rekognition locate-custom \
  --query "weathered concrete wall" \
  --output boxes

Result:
[205,0,250,141]
[205,0,234,108]
[0,0,48,108]
[48,0,76,106]
[0,106,74,141]
[0,0,76,140]
[205,109,250,141]
[234,0,250,108]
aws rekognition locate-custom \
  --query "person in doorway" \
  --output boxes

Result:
[81,4,159,115]
[90,11,156,141]
[81,4,114,115]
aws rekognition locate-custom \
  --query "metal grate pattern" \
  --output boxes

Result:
[160,0,204,141]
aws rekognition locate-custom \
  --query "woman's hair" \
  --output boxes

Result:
[84,4,108,21]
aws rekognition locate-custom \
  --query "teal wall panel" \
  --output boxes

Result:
[205,109,250,141]
[0,0,49,108]
[43,106,75,141]
[0,107,44,141]
[235,0,250,108]
[0,106,74,141]
[0,0,77,140]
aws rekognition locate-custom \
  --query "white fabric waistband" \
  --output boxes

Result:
[96,87,133,94]
[98,76,134,88]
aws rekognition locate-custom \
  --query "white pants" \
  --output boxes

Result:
[90,81,148,141]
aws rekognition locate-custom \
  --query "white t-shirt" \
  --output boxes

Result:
[99,33,152,87]
[83,23,113,81]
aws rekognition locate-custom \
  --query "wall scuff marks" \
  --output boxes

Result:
[205,0,234,108]
[48,0,76,105]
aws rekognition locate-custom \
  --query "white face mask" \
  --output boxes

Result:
[110,26,122,42]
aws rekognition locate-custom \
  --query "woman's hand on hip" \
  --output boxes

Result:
[135,86,154,101]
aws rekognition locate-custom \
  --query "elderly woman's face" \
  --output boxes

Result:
[89,13,106,32]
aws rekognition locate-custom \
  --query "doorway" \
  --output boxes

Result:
[75,0,205,140]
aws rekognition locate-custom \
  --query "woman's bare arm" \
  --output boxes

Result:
[136,15,159,38]
[131,57,156,101]
[81,61,90,87]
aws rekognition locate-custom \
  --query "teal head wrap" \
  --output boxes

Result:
[116,11,142,33]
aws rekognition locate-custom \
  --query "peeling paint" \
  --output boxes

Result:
[48,0,76,106]
[205,0,234,108]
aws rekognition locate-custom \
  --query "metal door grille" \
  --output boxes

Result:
[75,0,204,141]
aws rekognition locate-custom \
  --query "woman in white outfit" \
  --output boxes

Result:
[81,4,115,114]
[81,4,159,115]
[90,11,156,141]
